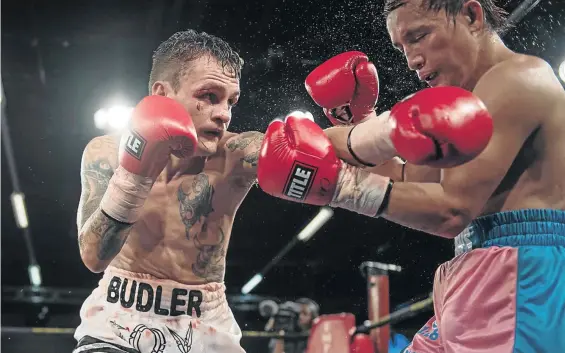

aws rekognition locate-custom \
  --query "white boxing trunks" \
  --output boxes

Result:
[73,266,245,353]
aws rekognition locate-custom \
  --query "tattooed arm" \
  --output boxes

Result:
[225,131,264,178]
[77,135,133,273]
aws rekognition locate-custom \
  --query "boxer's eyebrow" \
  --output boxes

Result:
[404,27,425,41]
[196,83,240,103]
[393,26,428,51]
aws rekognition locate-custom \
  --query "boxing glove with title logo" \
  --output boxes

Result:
[305,51,379,125]
[100,95,198,224]
[257,112,391,218]
[349,86,493,168]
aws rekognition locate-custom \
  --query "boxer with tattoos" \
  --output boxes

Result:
[74,30,263,353]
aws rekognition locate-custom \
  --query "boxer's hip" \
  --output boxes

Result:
[435,209,565,353]
[74,266,244,353]
[454,208,565,255]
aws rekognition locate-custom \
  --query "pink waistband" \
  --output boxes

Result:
[100,266,226,315]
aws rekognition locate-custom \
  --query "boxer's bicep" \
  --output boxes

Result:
[440,120,531,217]
[441,63,547,217]
[77,135,119,230]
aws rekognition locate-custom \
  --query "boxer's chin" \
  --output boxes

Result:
[196,138,219,156]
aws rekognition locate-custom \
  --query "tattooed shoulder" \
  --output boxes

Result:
[82,135,119,168]
[78,135,119,229]
[225,131,263,152]
[225,131,263,171]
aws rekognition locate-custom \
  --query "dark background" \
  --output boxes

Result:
[2,0,564,340]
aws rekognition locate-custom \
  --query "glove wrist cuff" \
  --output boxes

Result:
[100,166,154,224]
[347,126,376,167]
[330,163,390,217]
[349,113,396,166]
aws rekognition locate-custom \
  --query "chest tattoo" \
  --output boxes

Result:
[177,174,215,240]
[177,173,226,281]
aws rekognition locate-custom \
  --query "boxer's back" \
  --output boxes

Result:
[90,133,255,285]
[479,55,565,215]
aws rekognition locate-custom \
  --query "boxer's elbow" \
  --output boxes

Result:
[80,253,108,273]
[438,205,474,239]
[78,239,109,273]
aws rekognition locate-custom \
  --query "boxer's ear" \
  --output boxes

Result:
[151,81,175,98]
[463,0,485,33]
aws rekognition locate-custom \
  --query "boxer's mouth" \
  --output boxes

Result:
[202,129,223,139]
[425,72,438,82]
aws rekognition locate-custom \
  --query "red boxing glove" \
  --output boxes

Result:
[257,112,340,206]
[305,313,356,353]
[305,51,379,125]
[258,111,392,218]
[119,95,197,179]
[100,95,197,223]
[349,86,493,169]
[391,87,493,168]
[350,334,375,353]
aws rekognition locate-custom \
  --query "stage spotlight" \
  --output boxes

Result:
[11,192,29,229]
[241,273,263,294]
[94,105,133,131]
[297,206,334,242]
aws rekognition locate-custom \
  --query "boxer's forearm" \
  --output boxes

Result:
[366,157,405,181]
[382,182,472,238]
[78,209,132,273]
[345,155,441,183]
[324,113,396,168]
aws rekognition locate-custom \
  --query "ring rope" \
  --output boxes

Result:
[1,296,433,340]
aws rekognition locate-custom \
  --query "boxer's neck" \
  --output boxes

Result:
[465,34,514,91]
[162,155,206,181]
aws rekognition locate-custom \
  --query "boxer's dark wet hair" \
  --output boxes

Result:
[148,29,244,93]
[383,0,508,33]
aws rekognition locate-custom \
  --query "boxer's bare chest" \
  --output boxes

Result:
[483,111,565,214]
[114,156,253,283]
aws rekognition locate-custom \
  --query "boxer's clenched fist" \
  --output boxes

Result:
[118,95,197,179]
[257,112,341,206]
[257,112,391,217]
[391,87,493,167]
[349,86,493,168]
[100,95,198,223]
[305,51,379,125]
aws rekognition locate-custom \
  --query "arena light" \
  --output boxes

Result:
[28,264,42,287]
[297,206,334,242]
[559,60,565,83]
[11,192,29,229]
[241,273,263,294]
[94,105,134,131]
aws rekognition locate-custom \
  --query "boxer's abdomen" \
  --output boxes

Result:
[108,171,245,285]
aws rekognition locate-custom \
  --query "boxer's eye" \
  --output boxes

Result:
[201,93,219,104]
[412,33,428,43]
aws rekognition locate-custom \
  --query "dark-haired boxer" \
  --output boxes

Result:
[258,0,565,352]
